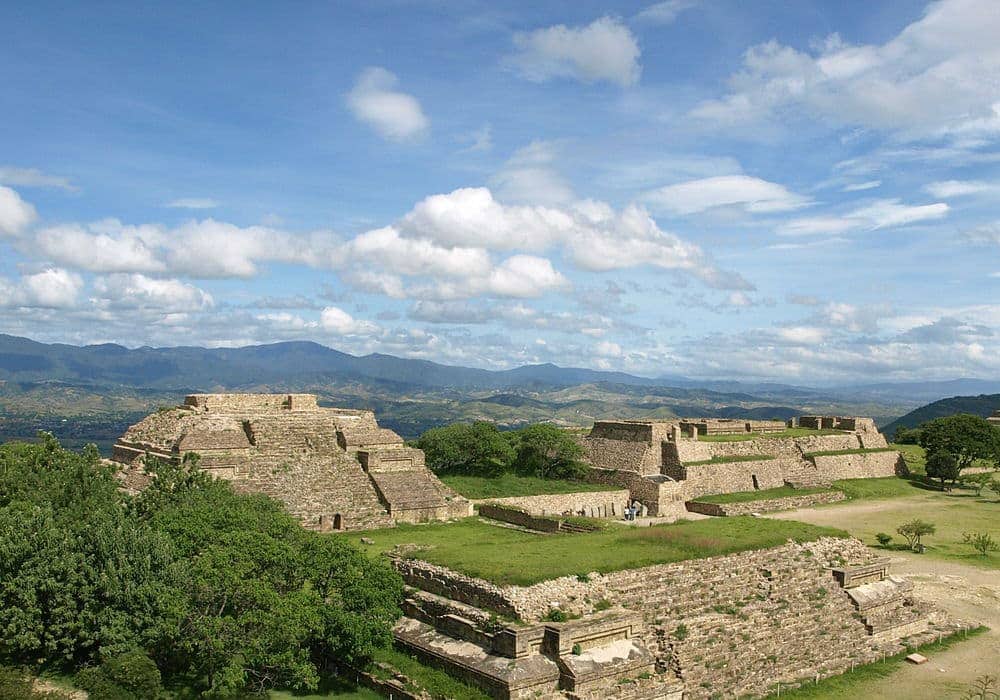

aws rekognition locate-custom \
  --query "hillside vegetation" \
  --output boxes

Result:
[882,393,1000,435]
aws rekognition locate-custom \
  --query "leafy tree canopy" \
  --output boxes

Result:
[0,436,402,698]
[918,414,999,472]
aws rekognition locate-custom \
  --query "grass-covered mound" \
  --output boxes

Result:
[440,473,617,499]
[686,454,776,466]
[694,486,834,504]
[346,516,847,586]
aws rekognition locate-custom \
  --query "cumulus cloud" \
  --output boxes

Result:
[0,268,83,309]
[319,306,380,335]
[644,175,811,216]
[0,186,38,236]
[691,0,1000,140]
[0,166,77,192]
[346,67,429,142]
[509,17,641,87]
[92,274,213,311]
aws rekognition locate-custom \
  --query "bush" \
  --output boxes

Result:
[544,608,567,622]
[875,532,893,547]
[897,519,936,551]
[416,422,515,477]
[962,532,998,557]
[75,651,162,700]
[512,424,587,480]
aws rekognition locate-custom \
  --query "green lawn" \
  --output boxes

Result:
[685,454,776,466]
[698,428,848,442]
[269,678,382,700]
[439,473,618,499]
[892,442,927,473]
[695,486,834,504]
[345,516,847,586]
[831,476,936,500]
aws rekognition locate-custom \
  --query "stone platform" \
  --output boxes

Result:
[110,393,471,530]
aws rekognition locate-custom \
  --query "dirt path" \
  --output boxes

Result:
[769,501,1000,698]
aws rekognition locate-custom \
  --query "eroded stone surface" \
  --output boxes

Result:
[111,393,471,530]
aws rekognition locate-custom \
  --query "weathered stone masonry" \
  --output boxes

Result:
[111,393,471,530]
[389,537,955,700]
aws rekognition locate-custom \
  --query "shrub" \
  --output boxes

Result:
[593,598,612,612]
[544,608,567,622]
[876,532,893,547]
[962,532,999,558]
[672,623,689,641]
[75,650,163,700]
[571,643,582,655]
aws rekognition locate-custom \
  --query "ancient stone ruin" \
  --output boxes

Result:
[388,537,960,699]
[580,416,904,517]
[111,393,470,530]
[988,409,1000,426]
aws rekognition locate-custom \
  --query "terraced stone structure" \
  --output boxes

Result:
[988,409,1000,426]
[389,537,956,699]
[111,393,470,530]
[581,416,905,514]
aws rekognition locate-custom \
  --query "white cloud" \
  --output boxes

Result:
[0,268,83,309]
[93,274,213,311]
[778,326,826,344]
[850,199,949,229]
[346,67,429,142]
[644,175,811,215]
[459,125,493,153]
[963,222,1000,245]
[320,306,380,335]
[485,255,569,297]
[509,17,640,87]
[923,180,996,197]
[34,221,165,273]
[0,166,77,192]
[0,186,38,236]
[595,340,623,357]
[635,0,698,24]
[691,0,1000,140]
[489,141,574,205]
[399,187,752,290]
[778,198,948,236]
[166,198,219,209]
[842,180,881,192]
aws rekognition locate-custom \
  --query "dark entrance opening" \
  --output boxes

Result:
[751,474,760,490]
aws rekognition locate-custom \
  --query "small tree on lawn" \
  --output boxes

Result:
[960,472,992,497]
[925,450,960,491]
[962,532,999,558]
[897,519,936,551]
[875,532,893,547]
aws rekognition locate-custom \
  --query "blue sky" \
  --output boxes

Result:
[1,0,998,382]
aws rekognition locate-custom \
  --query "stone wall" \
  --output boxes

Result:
[808,451,905,480]
[478,504,565,532]
[471,489,630,517]
[685,490,846,516]
[582,469,689,519]
[184,393,319,412]
[392,537,943,699]
[667,458,786,498]
[392,558,521,619]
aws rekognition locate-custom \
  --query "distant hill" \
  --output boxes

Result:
[881,394,1000,436]
[0,334,662,391]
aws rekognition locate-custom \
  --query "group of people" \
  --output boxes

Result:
[623,500,644,521]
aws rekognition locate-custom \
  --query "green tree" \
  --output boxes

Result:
[75,650,163,700]
[416,422,515,476]
[925,450,960,491]
[512,423,587,479]
[896,519,936,551]
[960,472,993,497]
[919,414,999,476]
